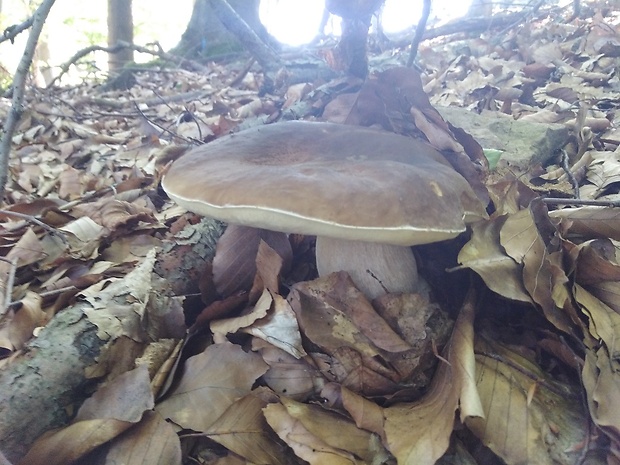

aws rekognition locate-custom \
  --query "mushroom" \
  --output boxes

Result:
[162,121,487,299]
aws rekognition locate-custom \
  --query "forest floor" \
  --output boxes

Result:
[0,3,619,465]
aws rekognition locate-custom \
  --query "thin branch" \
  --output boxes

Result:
[0,257,18,318]
[0,209,68,246]
[407,0,431,67]
[133,102,196,145]
[475,351,570,398]
[0,0,57,203]
[541,198,620,208]
[7,285,77,310]
[48,41,209,87]
[0,16,35,45]
[228,57,256,87]
[393,6,550,49]
[560,150,580,199]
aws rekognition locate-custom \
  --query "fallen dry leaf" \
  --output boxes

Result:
[290,272,412,354]
[243,292,307,359]
[212,227,291,297]
[500,204,577,334]
[550,206,620,241]
[289,272,415,395]
[458,215,533,303]
[264,396,389,465]
[5,227,48,267]
[205,387,290,465]
[102,410,182,465]
[0,291,46,352]
[337,290,483,465]
[76,364,154,423]
[210,287,273,336]
[20,365,154,465]
[156,341,268,432]
[468,336,588,465]
[583,345,620,465]
[254,339,323,401]
[19,418,134,465]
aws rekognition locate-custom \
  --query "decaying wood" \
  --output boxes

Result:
[0,217,224,463]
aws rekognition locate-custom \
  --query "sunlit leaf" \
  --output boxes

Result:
[458,216,532,303]
[244,293,307,359]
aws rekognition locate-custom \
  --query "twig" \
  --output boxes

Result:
[392,7,549,49]
[0,16,35,45]
[492,0,545,40]
[0,0,57,202]
[133,102,196,145]
[476,350,570,398]
[560,150,580,198]
[568,0,581,21]
[0,257,18,318]
[407,0,431,67]
[48,41,209,87]
[0,209,68,246]
[541,198,620,208]
[7,285,78,310]
[228,57,256,88]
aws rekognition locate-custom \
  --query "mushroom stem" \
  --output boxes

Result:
[315,236,421,300]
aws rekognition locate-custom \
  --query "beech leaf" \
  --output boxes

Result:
[156,341,268,432]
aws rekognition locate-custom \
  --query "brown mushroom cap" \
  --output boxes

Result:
[162,121,487,246]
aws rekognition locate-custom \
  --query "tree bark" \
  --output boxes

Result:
[107,0,134,72]
[210,0,281,70]
[0,218,224,463]
[171,0,276,60]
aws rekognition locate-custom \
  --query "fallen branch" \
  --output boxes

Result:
[395,3,550,47]
[0,217,225,463]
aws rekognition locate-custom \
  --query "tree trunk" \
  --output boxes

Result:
[171,0,275,59]
[107,0,134,72]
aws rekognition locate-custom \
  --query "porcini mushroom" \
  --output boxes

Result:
[162,121,487,299]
